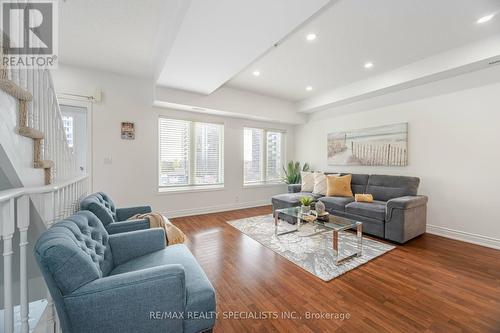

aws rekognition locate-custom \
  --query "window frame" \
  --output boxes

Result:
[243,126,286,186]
[158,116,224,192]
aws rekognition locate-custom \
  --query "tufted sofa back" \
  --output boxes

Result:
[34,211,114,295]
[34,211,114,332]
[80,192,117,226]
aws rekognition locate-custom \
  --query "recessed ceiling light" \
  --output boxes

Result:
[306,33,317,41]
[305,86,313,91]
[252,70,260,76]
[477,13,495,24]
[364,62,374,69]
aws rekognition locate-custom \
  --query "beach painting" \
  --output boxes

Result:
[327,123,408,166]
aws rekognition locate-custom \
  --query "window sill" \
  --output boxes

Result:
[158,184,225,195]
[243,182,286,189]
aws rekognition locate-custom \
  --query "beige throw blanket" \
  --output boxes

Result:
[128,213,186,245]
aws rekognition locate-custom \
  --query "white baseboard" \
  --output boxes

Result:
[427,224,500,250]
[163,200,270,219]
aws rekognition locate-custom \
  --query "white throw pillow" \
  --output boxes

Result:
[301,171,314,192]
[313,172,327,195]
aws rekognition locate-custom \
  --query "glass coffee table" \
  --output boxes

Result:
[274,206,363,265]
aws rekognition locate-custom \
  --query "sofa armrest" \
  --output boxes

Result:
[65,265,185,333]
[109,228,166,266]
[386,195,428,221]
[288,184,302,193]
[116,205,152,221]
[106,219,150,235]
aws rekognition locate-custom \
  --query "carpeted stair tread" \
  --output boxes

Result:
[34,160,54,169]
[19,126,45,139]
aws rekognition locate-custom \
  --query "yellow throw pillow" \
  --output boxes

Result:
[326,174,353,197]
[355,194,374,203]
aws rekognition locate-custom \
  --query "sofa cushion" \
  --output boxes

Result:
[110,244,215,333]
[318,196,354,212]
[345,200,387,221]
[348,173,370,194]
[365,175,420,201]
[272,192,322,206]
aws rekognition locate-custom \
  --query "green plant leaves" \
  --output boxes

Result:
[299,196,313,206]
[283,160,309,184]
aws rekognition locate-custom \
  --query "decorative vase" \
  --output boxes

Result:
[301,205,311,215]
[315,200,326,215]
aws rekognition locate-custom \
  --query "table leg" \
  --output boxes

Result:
[356,222,363,257]
[274,211,279,235]
[333,230,339,264]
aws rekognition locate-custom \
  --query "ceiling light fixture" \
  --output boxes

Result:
[306,33,317,41]
[252,70,260,76]
[364,62,374,69]
[305,86,313,91]
[477,13,495,24]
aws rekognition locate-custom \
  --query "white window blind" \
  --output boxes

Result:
[159,119,190,187]
[194,122,224,185]
[266,131,282,181]
[244,128,263,183]
[159,118,223,189]
[244,127,284,184]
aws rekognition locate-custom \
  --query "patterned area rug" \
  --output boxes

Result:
[228,214,395,281]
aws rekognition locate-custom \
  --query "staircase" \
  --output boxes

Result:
[0,42,76,186]
[1,34,89,333]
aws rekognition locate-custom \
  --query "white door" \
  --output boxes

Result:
[60,105,88,174]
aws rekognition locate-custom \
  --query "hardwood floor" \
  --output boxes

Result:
[171,206,500,333]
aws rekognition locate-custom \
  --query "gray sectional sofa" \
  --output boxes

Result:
[271,173,428,243]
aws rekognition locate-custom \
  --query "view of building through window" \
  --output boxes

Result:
[244,127,284,184]
[159,118,224,188]
[62,115,74,148]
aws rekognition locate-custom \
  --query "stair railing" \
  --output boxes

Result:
[0,174,89,333]
[4,67,78,184]
[1,29,79,185]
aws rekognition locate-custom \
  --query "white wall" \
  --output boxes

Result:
[154,84,306,124]
[52,65,294,217]
[294,69,500,249]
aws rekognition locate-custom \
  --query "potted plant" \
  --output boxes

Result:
[299,196,314,215]
[283,161,310,184]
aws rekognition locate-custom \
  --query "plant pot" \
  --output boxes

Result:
[301,205,311,215]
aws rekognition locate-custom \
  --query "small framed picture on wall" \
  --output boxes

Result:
[121,122,135,140]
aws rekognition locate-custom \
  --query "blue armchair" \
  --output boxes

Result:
[80,192,152,234]
[34,211,216,333]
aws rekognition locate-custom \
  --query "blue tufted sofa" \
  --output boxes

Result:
[80,192,152,234]
[34,211,216,333]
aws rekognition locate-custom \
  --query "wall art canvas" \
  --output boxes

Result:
[327,123,408,166]
[121,122,135,140]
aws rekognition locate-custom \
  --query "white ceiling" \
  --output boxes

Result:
[58,0,170,77]
[56,0,500,119]
[155,0,330,94]
[227,0,500,101]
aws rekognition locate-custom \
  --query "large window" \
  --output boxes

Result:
[159,118,224,190]
[244,127,284,185]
